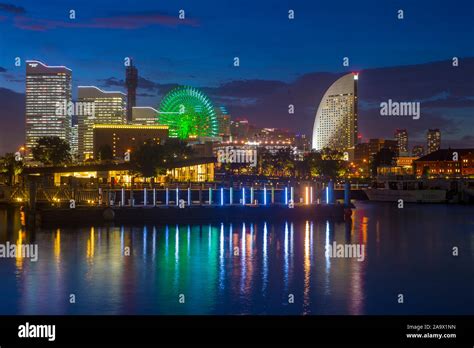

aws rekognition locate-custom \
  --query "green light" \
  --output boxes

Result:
[158,86,218,139]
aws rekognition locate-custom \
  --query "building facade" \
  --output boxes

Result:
[395,129,408,156]
[25,60,72,158]
[131,106,159,125]
[414,149,474,178]
[312,73,358,154]
[427,129,441,154]
[215,106,231,139]
[93,124,169,159]
[77,86,127,161]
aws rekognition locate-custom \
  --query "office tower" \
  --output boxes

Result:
[131,106,159,125]
[125,60,138,122]
[215,106,231,139]
[312,73,358,152]
[77,86,126,161]
[25,60,72,158]
[427,129,441,154]
[395,129,408,156]
[412,145,424,157]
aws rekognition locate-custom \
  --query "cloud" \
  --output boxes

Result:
[0,3,26,15]
[1,58,474,154]
[13,12,198,31]
[99,76,177,95]
[99,77,123,88]
[202,58,474,144]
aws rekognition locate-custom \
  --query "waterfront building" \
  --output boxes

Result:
[22,157,215,186]
[412,145,425,157]
[77,86,127,161]
[395,129,408,156]
[131,106,159,125]
[25,60,72,158]
[427,129,441,154]
[312,73,358,154]
[126,60,138,122]
[414,149,474,178]
[377,156,418,176]
[93,124,169,159]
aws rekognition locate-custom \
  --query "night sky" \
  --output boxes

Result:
[0,0,473,154]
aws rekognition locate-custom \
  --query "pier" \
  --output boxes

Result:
[19,183,355,226]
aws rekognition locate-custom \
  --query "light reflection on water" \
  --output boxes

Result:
[0,202,472,315]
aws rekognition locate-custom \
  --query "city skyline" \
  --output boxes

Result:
[1,0,473,154]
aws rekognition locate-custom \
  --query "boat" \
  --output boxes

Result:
[364,178,447,203]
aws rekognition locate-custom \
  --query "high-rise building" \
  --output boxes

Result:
[395,129,408,156]
[412,145,424,157]
[77,86,126,161]
[312,73,358,153]
[131,107,159,125]
[25,60,72,158]
[125,60,138,123]
[427,129,441,154]
[215,106,231,139]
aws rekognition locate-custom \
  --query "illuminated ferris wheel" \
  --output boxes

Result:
[158,86,218,139]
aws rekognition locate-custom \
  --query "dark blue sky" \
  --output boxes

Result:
[0,0,473,153]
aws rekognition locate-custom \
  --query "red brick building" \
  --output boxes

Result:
[414,149,474,178]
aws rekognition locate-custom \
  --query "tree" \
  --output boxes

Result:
[32,136,71,166]
[303,150,345,180]
[98,144,113,161]
[131,140,194,179]
[371,147,396,177]
[161,138,194,162]
[131,143,166,178]
[0,153,23,186]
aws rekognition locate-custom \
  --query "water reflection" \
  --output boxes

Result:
[0,203,472,315]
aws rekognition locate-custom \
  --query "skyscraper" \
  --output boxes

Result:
[25,60,72,158]
[427,129,441,154]
[215,106,231,139]
[125,60,138,123]
[312,73,358,155]
[395,129,408,156]
[77,86,126,161]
